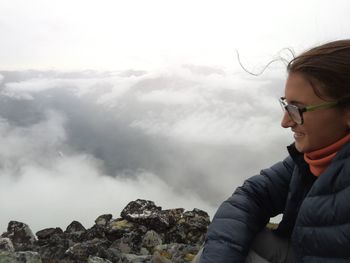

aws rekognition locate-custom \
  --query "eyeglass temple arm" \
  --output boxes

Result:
[305,101,338,112]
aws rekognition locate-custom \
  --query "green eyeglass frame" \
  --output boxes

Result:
[279,97,338,125]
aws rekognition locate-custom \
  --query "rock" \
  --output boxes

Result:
[121,200,170,231]
[1,199,210,263]
[139,247,149,255]
[36,238,69,262]
[153,243,201,263]
[0,237,15,252]
[110,239,132,254]
[106,219,135,241]
[109,224,147,254]
[0,251,42,263]
[121,200,162,219]
[0,237,15,253]
[35,227,69,262]
[65,221,86,243]
[165,208,209,245]
[65,221,86,234]
[151,251,171,263]
[162,208,185,226]
[119,253,152,262]
[36,227,63,240]
[183,208,210,230]
[103,247,123,262]
[88,255,113,263]
[1,221,36,251]
[83,224,106,241]
[95,214,113,227]
[65,239,110,261]
[142,230,162,250]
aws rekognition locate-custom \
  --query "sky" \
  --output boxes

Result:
[0,0,350,233]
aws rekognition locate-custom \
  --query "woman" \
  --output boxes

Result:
[196,39,350,262]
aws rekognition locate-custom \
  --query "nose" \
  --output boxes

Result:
[281,111,296,128]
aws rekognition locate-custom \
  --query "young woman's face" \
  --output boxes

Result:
[281,73,350,153]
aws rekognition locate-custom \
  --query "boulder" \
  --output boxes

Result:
[35,227,69,262]
[83,224,107,241]
[88,255,113,263]
[36,227,63,240]
[0,237,15,252]
[0,251,42,263]
[109,224,147,254]
[95,214,113,227]
[121,200,170,231]
[165,208,209,244]
[1,199,208,263]
[65,221,86,242]
[106,219,136,241]
[65,221,86,234]
[65,239,110,261]
[1,221,36,251]
[118,253,152,263]
[142,230,162,250]
[153,243,201,263]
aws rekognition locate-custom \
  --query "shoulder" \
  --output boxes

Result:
[335,140,350,160]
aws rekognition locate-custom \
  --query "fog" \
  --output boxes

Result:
[0,66,291,232]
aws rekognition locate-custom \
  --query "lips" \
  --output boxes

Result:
[292,130,304,139]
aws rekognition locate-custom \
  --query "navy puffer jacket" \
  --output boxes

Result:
[199,142,350,262]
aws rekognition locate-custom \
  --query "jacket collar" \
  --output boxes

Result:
[286,140,350,182]
[332,138,350,161]
[287,143,315,184]
[287,139,350,163]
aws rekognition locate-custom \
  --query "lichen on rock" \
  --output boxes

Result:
[1,199,210,263]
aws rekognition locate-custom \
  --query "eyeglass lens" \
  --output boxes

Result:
[286,105,302,124]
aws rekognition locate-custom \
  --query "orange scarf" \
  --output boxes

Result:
[304,133,350,177]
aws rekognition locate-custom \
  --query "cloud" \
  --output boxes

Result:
[0,66,291,233]
[0,148,211,233]
[0,111,66,168]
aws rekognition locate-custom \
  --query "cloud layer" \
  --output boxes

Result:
[0,66,291,233]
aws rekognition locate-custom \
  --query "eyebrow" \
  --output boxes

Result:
[282,97,306,106]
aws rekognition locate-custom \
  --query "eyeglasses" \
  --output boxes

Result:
[279,97,338,125]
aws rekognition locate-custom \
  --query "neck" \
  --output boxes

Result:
[304,133,350,176]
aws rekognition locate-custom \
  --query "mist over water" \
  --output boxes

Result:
[0,66,291,233]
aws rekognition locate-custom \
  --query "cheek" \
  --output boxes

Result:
[301,115,325,134]
[303,110,344,131]
[301,114,327,138]
[302,111,349,147]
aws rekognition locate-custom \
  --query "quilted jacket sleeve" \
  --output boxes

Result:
[199,156,295,263]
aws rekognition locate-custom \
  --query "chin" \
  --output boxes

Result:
[295,144,304,153]
[295,141,310,153]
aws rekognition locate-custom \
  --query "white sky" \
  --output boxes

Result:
[1,0,350,70]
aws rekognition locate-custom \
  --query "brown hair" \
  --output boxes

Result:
[287,39,350,104]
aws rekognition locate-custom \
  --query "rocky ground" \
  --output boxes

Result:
[0,199,209,263]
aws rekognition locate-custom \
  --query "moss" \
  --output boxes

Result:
[110,219,133,230]
[159,250,172,259]
[185,253,196,261]
[0,251,43,263]
[177,218,186,224]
